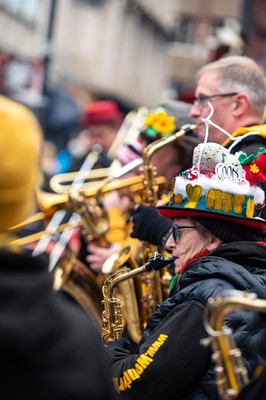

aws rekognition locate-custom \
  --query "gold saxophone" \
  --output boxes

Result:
[53,162,154,340]
[137,124,197,323]
[201,290,266,399]
[102,252,175,346]
[51,183,135,332]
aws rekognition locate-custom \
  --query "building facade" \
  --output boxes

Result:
[0,0,264,111]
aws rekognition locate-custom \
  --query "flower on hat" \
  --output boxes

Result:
[239,148,266,186]
[144,110,176,138]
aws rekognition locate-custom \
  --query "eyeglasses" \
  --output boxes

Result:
[171,225,195,242]
[193,92,238,107]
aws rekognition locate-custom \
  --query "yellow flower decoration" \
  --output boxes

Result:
[144,111,176,137]
[144,113,160,127]
[250,163,259,173]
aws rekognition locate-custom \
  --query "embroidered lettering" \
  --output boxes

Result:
[114,333,168,393]
[134,363,144,374]
[206,188,227,210]
[137,354,153,368]
[172,193,183,204]
[246,198,254,218]
[127,369,140,381]
[185,184,202,208]
[233,194,246,215]
[123,371,132,389]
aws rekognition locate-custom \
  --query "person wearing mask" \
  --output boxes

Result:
[104,140,266,400]
[0,95,115,400]
[189,55,266,219]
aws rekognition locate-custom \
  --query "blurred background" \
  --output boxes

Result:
[0,0,265,150]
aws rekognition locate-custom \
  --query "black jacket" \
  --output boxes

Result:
[105,241,266,400]
[0,248,115,400]
[236,363,266,400]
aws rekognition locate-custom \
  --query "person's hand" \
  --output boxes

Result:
[102,190,131,212]
[86,242,121,273]
[130,204,172,246]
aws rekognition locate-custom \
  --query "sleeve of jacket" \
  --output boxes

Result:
[104,300,211,400]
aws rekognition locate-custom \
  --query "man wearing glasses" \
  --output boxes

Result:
[190,55,266,218]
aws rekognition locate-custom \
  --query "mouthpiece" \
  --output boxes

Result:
[145,252,175,272]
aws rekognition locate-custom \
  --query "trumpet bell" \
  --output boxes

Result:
[37,189,69,220]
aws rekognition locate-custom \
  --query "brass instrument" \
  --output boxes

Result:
[50,167,112,193]
[9,173,166,245]
[136,124,197,322]
[141,124,196,206]
[50,106,149,194]
[102,251,175,346]
[51,160,157,339]
[54,247,104,331]
[101,246,144,344]
[107,106,149,160]
[201,290,266,399]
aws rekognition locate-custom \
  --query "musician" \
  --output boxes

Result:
[67,99,124,172]
[131,55,266,255]
[104,141,266,400]
[86,102,199,272]
[0,95,114,399]
[189,55,266,219]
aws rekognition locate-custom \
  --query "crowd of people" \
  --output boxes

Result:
[1,54,266,400]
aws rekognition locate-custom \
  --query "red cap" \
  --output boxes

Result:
[80,100,123,126]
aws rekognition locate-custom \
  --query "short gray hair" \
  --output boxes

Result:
[196,56,266,117]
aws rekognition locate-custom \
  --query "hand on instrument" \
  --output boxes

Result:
[86,242,121,273]
[130,204,172,246]
[102,190,131,213]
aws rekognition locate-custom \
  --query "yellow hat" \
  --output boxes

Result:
[0,96,43,231]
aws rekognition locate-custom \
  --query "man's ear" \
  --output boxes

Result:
[232,93,249,117]
[206,235,222,251]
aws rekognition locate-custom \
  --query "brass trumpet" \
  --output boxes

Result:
[9,173,166,246]
[50,167,112,194]
[50,105,149,195]
[49,156,143,194]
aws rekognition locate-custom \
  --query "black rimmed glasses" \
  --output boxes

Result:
[193,92,238,107]
[171,225,195,242]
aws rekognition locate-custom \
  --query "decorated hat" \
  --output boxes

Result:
[157,142,266,230]
[80,100,124,127]
[116,101,195,166]
[0,95,43,232]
